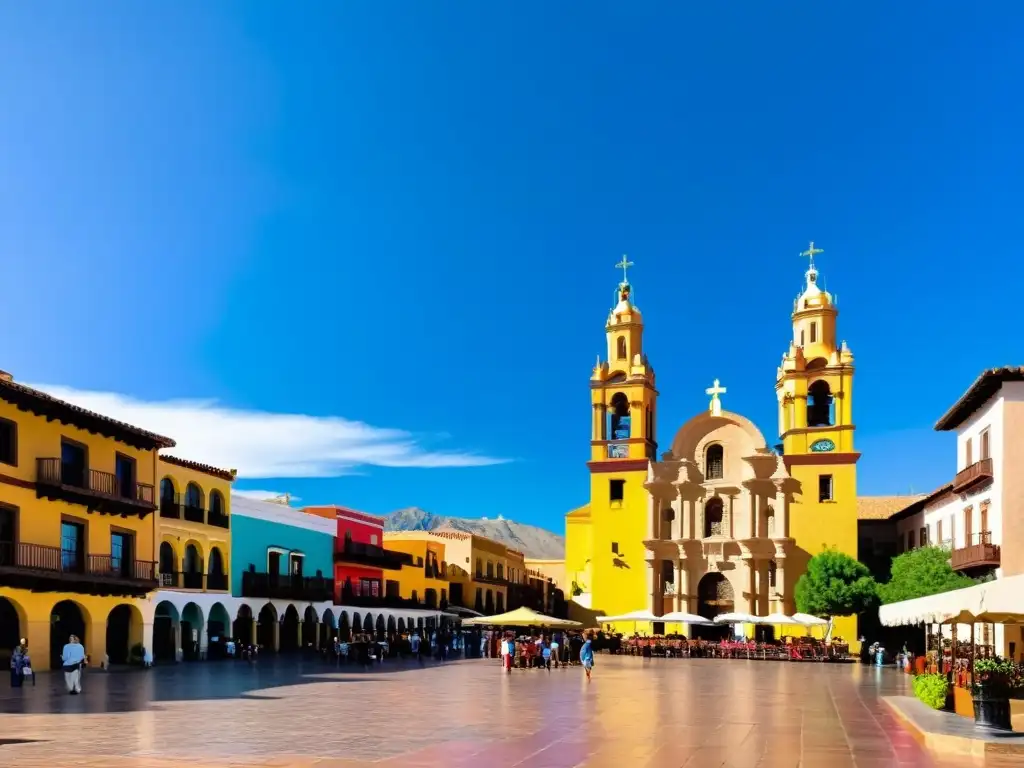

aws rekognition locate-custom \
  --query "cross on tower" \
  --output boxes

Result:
[705,378,727,416]
[615,254,634,284]
[800,241,824,270]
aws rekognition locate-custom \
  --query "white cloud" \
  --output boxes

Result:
[232,490,301,503]
[30,384,509,479]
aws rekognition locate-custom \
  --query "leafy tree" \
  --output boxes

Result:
[794,549,879,618]
[878,546,975,605]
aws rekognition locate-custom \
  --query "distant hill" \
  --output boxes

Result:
[383,507,565,560]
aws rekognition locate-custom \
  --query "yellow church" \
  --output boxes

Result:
[564,245,860,646]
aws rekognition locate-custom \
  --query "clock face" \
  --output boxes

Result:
[810,439,836,453]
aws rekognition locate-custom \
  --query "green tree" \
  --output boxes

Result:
[794,549,879,619]
[878,546,975,605]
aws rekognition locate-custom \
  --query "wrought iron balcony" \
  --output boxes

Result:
[207,571,228,591]
[159,496,181,519]
[334,541,413,570]
[36,458,156,516]
[160,571,179,588]
[208,509,230,529]
[0,541,156,597]
[337,589,429,609]
[241,571,334,602]
[951,532,1001,572]
[183,504,206,524]
[953,458,994,494]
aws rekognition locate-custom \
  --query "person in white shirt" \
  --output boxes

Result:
[501,634,514,675]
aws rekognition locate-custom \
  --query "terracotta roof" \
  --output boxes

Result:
[856,495,926,521]
[0,375,175,451]
[159,454,236,482]
[935,366,1024,431]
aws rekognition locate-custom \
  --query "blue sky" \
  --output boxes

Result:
[1,4,1021,531]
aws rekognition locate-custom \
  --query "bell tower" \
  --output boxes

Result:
[775,241,859,642]
[585,256,658,619]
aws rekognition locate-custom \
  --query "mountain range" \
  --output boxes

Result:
[383,507,565,560]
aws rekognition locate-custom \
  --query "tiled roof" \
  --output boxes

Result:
[159,454,236,481]
[0,375,175,450]
[935,366,1024,431]
[856,495,926,521]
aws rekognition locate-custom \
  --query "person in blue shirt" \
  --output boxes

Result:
[61,634,86,695]
[580,632,595,681]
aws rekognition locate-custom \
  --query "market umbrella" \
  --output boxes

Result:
[754,612,808,625]
[792,613,828,626]
[596,609,659,634]
[713,612,759,624]
[461,607,581,629]
[660,611,714,625]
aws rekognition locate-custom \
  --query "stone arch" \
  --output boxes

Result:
[704,497,724,538]
[181,602,204,660]
[281,605,300,653]
[233,604,254,646]
[160,476,177,501]
[704,443,724,480]
[105,603,144,665]
[397,617,406,633]
[375,614,385,639]
[257,603,277,650]
[696,573,734,622]
[184,481,204,509]
[362,613,373,633]
[302,605,318,648]
[339,611,351,642]
[154,600,180,662]
[208,602,231,649]
[387,615,396,635]
[182,540,204,589]
[0,595,26,665]
[49,599,91,670]
[158,540,178,586]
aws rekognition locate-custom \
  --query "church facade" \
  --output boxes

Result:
[564,247,860,645]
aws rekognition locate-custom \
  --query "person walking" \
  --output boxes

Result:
[61,634,86,695]
[580,632,595,682]
[501,633,514,675]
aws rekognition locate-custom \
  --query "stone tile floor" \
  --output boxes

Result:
[1,655,1022,766]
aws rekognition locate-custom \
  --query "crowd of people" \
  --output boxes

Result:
[481,630,596,681]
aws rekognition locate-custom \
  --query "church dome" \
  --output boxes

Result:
[796,266,833,311]
[609,283,642,323]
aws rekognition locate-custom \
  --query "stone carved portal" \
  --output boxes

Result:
[695,572,733,640]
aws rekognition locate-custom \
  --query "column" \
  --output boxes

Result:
[88,620,108,667]
[25,619,51,671]
[650,496,661,540]
[756,561,770,616]
[592,404,603,441]
[749,561,757,614]
[676,561,690,613]
[141,622,154,660]
[630,401,643,438]
[250,617,257,647]
[272,619,280,652]
[776,558,787,614]
[749,494,758,539]
[779,494,790,538]
[645,560,656,611]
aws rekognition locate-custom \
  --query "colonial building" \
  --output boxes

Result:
[0,372,173,670]
[879,367,1024,656]
[382,531,450,609]
[149,456,235,661]
[565,247,862,645]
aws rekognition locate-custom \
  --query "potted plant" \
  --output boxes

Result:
[972,657,1014,731]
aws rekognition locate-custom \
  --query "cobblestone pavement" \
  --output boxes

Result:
[0,655,1018,767]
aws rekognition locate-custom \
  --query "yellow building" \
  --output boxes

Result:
[0,371,174,670]
[381,532,449,609]
[564,248,861,647]
[150,455,235,661]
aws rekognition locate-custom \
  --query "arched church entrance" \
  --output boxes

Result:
[695,573,733,640]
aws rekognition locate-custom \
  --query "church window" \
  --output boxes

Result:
[609,479,625,503]
[616,336,627,360]
[703,497,724,537]
[609,393,631,440]
[704,444,724,480]
[807,380,834,427]
[818,474,833,502]
[810,322,817,343]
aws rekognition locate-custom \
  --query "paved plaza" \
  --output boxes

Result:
[0,656,1019,767]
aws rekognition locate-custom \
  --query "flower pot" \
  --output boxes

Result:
[973,683,1013,731]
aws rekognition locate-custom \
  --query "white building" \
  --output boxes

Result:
[893,367,1024,657]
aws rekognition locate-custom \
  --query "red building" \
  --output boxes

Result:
[303,505,409,604]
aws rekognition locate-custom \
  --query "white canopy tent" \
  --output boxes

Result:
[713,612,759,625]
[792,613,829,627]
[660,611,714,625]
[753,612,807,626]
[597,609,660,623]
[878,574,1024,628]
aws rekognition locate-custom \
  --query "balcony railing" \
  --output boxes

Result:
[183,504,205,524]
[334,542,413,570]
[0,541,157,592]
[208,509,230,529]
[475,572,507,586]
[241,571,334,602]
[36,458,156,511]
[159,496,181,519]
[182,571,205,589]
[951,531,1001,571]
[953,458,994,494]
[337,589,433,609]
[160,571,179,588]
[207,571,228,591]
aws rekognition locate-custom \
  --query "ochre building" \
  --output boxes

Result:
[0,371,174,670]
[565,249,861,647]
